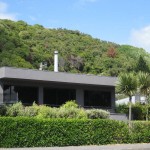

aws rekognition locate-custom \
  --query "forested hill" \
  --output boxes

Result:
[0,19,150,76]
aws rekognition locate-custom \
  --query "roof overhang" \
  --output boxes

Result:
[0,67,117,87]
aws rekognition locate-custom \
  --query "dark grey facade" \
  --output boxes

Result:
[0,67,117,111]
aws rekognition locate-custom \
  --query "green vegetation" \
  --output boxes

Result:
[116,103,150,120]
[0,117,150,147]
[0,19,150,76]
[116,72,137,127]
[138,72,150,120]
[0,101,109,119]
[116,72,150,121]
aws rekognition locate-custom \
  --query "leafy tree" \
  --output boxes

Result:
[0,19,150,76]
[135,56,150,73]
[138,71,150,120]
[107,47,117,58]
[116,73,137,128]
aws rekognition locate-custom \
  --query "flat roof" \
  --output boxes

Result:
[0,67,117,86]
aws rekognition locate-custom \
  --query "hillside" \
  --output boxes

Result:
[0,19,150,76]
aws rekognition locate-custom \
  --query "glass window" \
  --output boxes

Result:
[15,86,38,104]
[84,90,111,108]
[4,85,38,105]
[4,85,18,103]
[44,88,76,106]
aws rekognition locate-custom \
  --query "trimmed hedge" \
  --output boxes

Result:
[0,117,149,148]
[0,117,129,147]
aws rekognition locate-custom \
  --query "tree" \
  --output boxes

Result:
[138,72,150,120]
[135,56,150,73]
[116,73,137,128]
[107,47,117,58]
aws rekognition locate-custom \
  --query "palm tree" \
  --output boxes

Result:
[138,72,150,120]
[116,73,137,128]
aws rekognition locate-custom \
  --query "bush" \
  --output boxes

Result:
[116,103,150,120]
[115,104,128,114]
[60,100,78,109]
[23,105,39,117]
[37,106,58,118]
[132,103,147,120]
[6,102,24,117]
[131,121,150,143]
[0,105,7,116]
[86,109,110,119]
[0,117,129,147]
[57,107,87,119]
[4,101,109,119]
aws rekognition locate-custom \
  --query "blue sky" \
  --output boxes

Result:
[1,0,150,53]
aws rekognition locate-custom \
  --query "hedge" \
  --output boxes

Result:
[0,117,129,147]
[0,117,149,148]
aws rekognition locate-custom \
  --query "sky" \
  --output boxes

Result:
[1,0,150,53]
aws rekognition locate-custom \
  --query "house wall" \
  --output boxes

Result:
[0,82,3,104]
[0,79,115,111]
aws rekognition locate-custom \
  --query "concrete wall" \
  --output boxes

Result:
[0,82,3,104]
[76,88,84,107]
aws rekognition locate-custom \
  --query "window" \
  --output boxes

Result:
[44,88,76,106]
[4,85,38,104]
[84,90,111,108]
[4,85,17,103]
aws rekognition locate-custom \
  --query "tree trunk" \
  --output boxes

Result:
[146,97,149,121]
[129,96,132,129]
[146,107,148,121]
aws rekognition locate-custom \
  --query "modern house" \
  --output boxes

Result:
[0,66,117,111]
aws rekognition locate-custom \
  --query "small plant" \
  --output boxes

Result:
[86,109,110,119]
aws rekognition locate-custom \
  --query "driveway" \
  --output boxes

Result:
[0,143,150,150]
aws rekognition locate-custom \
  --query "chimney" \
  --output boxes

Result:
[54,51,58,72]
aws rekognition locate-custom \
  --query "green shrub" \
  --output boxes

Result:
[60,100,78,109]
[1,117,150,147]
[86,109,110,119]
[23,106,39,117]
[4,101,109,119]
[131,121,150,143]
[37,106,58,118]
[0,105,7,116]
[116,103,150,120]
[132,103,147,120]
[0,117,129,147]
[6,102,24,117]
[57,107,87,119]
[115,104,128,114]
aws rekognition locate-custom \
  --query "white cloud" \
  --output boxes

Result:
[0,1,17,20]
[130,26,150,53]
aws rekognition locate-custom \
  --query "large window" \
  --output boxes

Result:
[15,86,38,104]
[4,85,38,104]
[4,85,18,103]
[84,90,111,108]
[44,88,76,106]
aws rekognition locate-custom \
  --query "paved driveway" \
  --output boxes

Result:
[0,143,150,150]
